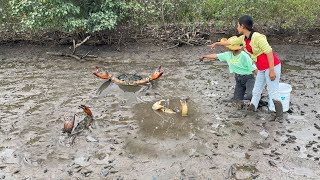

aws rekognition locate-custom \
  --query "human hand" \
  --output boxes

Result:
[269,69,276,81]
[207,42,217,49]
[199,56,206,60]
[254,69,258,75]
[200,54,217,60]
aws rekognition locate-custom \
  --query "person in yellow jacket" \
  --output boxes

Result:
[208,15,283,121]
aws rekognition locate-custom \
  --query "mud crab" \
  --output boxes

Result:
[63,105,94,134]
[93,66,164,85]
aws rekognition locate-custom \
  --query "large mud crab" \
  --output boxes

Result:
[93,66,164,85]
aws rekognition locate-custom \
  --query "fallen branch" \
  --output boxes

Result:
[75,36,91,49]
[176,38,194,46]
[72,36,91,54]
[47,36,97,60]
[81,50,92,59]
[46,52,80,60]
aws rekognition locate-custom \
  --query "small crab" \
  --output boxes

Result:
[62,105,94,135]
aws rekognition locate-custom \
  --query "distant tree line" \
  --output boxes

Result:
[0,0,319,34]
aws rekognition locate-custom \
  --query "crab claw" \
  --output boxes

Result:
[152,99,166,110]
[150,66,164,80]
[93,66,110,79]
[79,105,93,117]
[64,112,69,121]
[63,113,77,134]
[180,99,188,117]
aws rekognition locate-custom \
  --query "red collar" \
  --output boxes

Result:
[245,31,254,40]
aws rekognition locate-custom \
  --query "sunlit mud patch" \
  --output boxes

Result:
[96,81,150,105]
[133,98,202,139]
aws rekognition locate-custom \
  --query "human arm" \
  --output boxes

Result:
[200,54,218,59]
[200,52,229,62]
[208,36,244,49]
[207,40,231,49]
[266,52,276,80]
[256,34,275,80]
[243,52,257,75]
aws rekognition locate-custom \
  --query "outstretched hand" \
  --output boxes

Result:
[207,42,217,49]
[200,54,217,59]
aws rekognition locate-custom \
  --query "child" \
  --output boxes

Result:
[200,36,257,108]
[208,15,283,121]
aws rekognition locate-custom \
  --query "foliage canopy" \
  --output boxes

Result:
[0,0,319,33]
[4,0,130,32]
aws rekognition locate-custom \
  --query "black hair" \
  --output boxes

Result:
[239,15,253,31]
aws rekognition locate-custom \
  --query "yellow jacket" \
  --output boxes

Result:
[229,32,273,62]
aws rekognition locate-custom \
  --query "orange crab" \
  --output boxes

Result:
[93,66,164,85]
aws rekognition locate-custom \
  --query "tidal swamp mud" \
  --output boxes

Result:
[0,43,320,179]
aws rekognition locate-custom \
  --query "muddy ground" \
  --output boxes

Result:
[0,42,320,179]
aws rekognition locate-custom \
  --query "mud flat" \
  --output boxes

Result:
[0,43,320,179]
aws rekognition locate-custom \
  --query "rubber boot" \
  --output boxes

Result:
[273,100,284,122]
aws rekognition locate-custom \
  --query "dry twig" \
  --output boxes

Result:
[47,36,97,60]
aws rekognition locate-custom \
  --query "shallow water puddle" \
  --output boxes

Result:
[124,98,206,157]
[132,98,201,138]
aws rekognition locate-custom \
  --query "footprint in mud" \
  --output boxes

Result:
[227,164,259,179]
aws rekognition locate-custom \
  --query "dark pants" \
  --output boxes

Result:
[233,74,255,100]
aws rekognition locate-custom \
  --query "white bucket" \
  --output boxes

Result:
[268,83,292,112]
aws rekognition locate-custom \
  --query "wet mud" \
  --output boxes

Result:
[0,43,320,179]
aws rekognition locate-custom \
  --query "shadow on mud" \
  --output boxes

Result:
[96,81,151,106]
